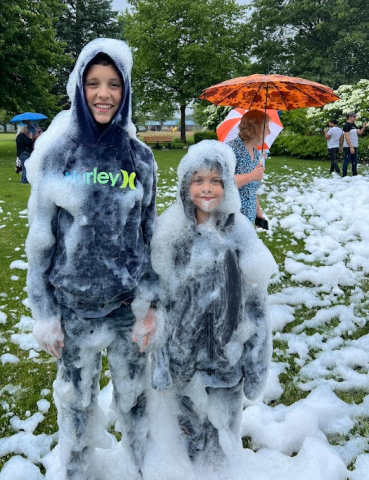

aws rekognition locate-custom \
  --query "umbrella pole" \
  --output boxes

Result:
[260,81,269,166]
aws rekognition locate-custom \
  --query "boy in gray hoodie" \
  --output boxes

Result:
[26,39,156,480]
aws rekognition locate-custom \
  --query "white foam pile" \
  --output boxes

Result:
[0,164,368,479]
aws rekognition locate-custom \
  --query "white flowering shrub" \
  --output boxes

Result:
[201,105,233,131]
[306,79,369,131]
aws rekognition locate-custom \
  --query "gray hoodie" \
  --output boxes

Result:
[150,140,276,399]
[26,39,157,321]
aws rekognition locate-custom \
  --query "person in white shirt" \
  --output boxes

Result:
[324,119,343,174]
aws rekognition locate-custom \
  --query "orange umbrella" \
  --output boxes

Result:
[199,74,339,110]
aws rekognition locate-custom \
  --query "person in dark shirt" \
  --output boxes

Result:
[16,123,34,183]
[342,111,367,177]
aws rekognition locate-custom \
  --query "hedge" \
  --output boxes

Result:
[194,131,218,143]
[270,133,369,162]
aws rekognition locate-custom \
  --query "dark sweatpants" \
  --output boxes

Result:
[343,147,358,176]
[328,147,341,173]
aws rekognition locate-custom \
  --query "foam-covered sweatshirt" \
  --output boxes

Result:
[26,39,157,321]
[150,140,277,399]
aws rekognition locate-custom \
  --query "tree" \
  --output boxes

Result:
[193,101,212,127]
[56,0,121,60]
[55,0,121,106]
[121,0,249,142]
[0,109,9,132]
[247,0,369,88]
[0,0,66,116]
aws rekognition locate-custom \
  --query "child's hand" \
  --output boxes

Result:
[33,317,64,358]
[132,308,156,352]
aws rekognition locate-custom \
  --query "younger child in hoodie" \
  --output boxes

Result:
[26,39,156,480]
[134,140,276,466]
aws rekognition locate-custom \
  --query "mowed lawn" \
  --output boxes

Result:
[1,132,368,476]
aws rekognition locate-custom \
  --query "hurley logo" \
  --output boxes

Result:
[65,167,136,189]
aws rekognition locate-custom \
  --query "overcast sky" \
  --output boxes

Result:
[112,0,251,12]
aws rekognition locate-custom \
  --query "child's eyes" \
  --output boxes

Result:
[84,82,121,88]
[212,179,221,184]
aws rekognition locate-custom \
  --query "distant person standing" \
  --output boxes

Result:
[324,119,342,174]
[342,111,367,177]
[16,123,34,184]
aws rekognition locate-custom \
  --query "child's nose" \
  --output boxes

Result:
[98,84,109,98]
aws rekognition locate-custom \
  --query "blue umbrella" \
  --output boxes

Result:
[10,112,48,123]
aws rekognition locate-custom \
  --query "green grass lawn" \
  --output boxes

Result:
[1,137,367,473]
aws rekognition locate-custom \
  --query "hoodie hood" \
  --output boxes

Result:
[177,140,240,226]
[67,38,135,146]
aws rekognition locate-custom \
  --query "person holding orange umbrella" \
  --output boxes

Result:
[227,109,270,224]
[200,73,340,225]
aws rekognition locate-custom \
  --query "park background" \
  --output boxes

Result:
[1,0,369,479]
[1,0,369,150]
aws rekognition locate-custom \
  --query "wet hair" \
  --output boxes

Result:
[83,52,122,85]
[183,159,224,192]
[238,109,270,144]
[190,160,224,184]
[180,159,224,222]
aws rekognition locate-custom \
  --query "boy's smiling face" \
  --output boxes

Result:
[189,169,224,223]
[84,64,122,124]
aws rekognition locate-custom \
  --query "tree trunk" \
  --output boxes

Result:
[180,104,186,143]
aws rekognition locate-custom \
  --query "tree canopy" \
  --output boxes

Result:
[0,0,66,116]
[56,0,121,60]
[54,0,121,106]
[121,0,250,141]
[246,0,369,88]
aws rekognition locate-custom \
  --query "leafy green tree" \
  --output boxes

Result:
[279,110,315,136]
[121,0,249,142]
[0,109,10,132]
[194,101,214,127]
[247,0,369,88]
[55,0,121,105]
[56,0,121,60]
[0,0,66,116]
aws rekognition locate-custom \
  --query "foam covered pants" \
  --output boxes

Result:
[176,379,244,462]
[53,304,148,480]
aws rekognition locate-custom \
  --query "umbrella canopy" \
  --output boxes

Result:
[10,112,48,123]
[199,74,340,110]
[217,108,283,150]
